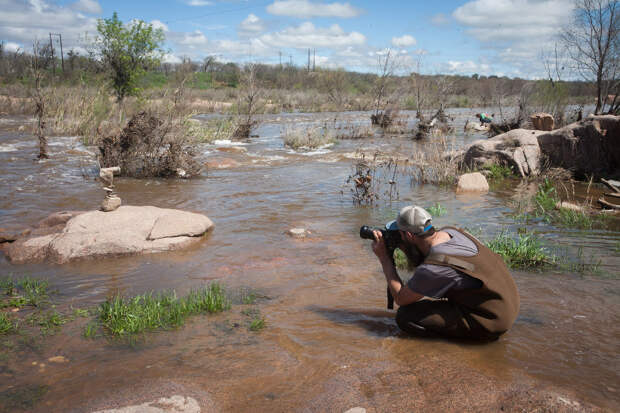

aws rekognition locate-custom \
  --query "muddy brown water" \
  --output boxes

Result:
[0,110,619,412]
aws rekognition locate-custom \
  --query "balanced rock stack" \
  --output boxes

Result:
[99,166,122,212]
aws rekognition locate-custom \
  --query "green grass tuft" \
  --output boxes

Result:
[427,202,447,217]
[483,164,514,180]
[485,230,554,269]
[83,322,98,338]
[0,313,17,335]
[97,283,230,337]
[249,316,266,331]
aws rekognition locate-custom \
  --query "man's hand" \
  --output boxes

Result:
[371,230,391,264]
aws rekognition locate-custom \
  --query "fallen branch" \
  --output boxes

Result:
[597,197,620,210]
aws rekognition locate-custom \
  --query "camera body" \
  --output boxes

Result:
[359,225,401,254]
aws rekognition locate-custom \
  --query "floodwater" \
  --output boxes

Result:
[0,109,619,412]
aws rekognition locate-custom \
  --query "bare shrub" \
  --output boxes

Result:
[345,151,400,205]
[98,109,201,178]
[234,64,263,139]
[333,121,373,140]
[282,124,335,150]
[409,135,460,185]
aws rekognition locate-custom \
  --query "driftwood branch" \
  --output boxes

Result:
[598,197,620,210]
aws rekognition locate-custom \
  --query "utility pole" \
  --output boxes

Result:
[289,54,292,67]
[307,48,310,72]
[49,33,55,75]
[279,51,282,68]
[49,33,64,73]
[313,49,316,71]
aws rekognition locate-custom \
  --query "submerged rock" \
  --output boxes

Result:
[456,172,489,193]
[286,228,310,238]
[5,206,214,264]
[93,395,200,413]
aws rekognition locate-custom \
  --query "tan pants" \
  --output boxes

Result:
[395,299,500,341]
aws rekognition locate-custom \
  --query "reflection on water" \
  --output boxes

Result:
[0,109,619,411]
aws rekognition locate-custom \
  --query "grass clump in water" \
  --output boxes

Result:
[485,230,554,269]
[0,312,17,335]
[0,276,49,309]
[283,125,336,151]
[427,202,447,217]
[483,164,514,180]
[97,283,230,337]
[249,316,266,331]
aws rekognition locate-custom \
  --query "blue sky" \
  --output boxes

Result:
[1,0,577,78]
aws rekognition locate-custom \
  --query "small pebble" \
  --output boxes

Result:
[48,356,68,363]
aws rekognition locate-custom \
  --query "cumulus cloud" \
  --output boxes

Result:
[150,20,169,32]
[238,14,267,37]
[453,0,574,76]
[259,22,365,49]
[3,42,22,53]
[267,0,362,18]
[0,0,99,53]
[445,60,491,75]
[71,0,102,14]
[185,0,213,6]
[391,34,416,48]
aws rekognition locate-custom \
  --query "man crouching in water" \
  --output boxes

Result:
[372,205,519,341]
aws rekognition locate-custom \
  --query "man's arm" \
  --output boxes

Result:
[372,231,424,307]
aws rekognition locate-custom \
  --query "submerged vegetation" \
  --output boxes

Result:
[97,283,230,337]
[511,179,610,230]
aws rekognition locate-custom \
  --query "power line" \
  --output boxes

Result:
[165,1,272,24]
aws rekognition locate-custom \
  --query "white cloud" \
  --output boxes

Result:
[3,41,21,52]
[259,22,365,49]
[267,0,362,18]
[0,0,98,52]
[185,0,213,6]
[162,53,182,64]
[71,0,102,14]
[391,35,416,48]
[445,60,491,75]
[453,0,574,76]
[238,14,267,37]
[150,20,169,32]
[177,30,209,47]
[453,0,572,45]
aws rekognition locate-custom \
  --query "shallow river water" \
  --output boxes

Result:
[0,110,619,412]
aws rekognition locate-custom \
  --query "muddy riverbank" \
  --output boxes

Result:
[1,110,619,412]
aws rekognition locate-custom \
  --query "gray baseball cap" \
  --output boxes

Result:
[386,205,433,234]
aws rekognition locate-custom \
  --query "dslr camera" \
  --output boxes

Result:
[359,225,401,255]
[360,225,402,310]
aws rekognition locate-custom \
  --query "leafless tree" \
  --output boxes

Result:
[370,49,404,127]
[234,63,263,139]
[31,41,49,160]
[562,0,619,114]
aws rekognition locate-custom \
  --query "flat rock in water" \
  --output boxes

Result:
[5,206,214,264]
[93,395,200,413]
[456,172,489,193]
[287,228,310,238]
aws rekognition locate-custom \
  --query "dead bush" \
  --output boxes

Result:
[98,110,201,178]
[344,151,400,205]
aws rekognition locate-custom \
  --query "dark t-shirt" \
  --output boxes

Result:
[407,228,483,298]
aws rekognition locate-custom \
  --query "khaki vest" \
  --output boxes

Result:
[423,227,520,335]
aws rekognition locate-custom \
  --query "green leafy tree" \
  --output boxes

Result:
[96,12,165,102]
